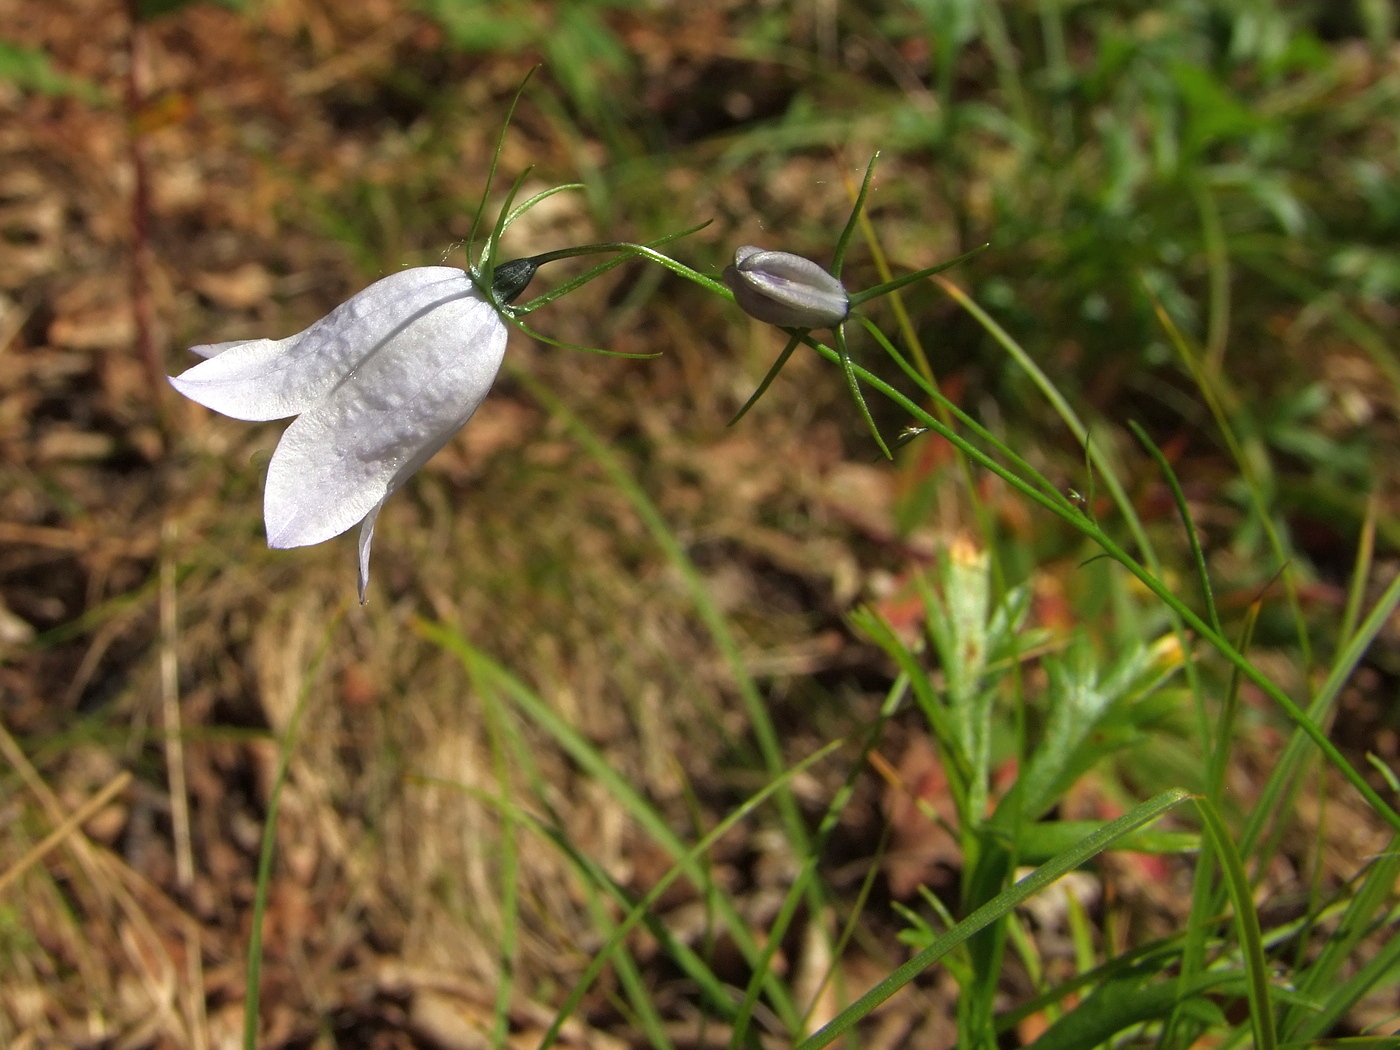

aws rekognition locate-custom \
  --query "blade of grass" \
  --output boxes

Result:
[1192,178,1232,372]
[450,657,744,1040]
[0,769,132,895]
[1166,600,1260,1048]
[794,789,1193,1050]
[1239,567,1400,859]
[995,939,1190,1035]
[934,276,1162,577]
[478,662,520,1048]
[509,368,814,866]
[242,613,338,1050]
[731,670,912,1047]
[1193,797,1278,1050]
[589,735,840,1049]
[441,733,844,1049]
[1025,967,1254,1050]
[1147,283,1314,669]
[1128,420,1221,636]
[1283,844,1400,1040]
[1288,914,1400,1044]
[799,675,912,1036]
[1338,494,1377,649]
[418,620,802,1032]
[729,330,803,425]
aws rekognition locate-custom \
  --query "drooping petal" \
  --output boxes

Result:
[262,283,507,551]
[357,496,385,605]
[169,267,479,421]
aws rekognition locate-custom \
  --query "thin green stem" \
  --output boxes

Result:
[1128,420,1221,637]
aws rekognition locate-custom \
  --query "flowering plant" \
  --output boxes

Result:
[170,100,689,601]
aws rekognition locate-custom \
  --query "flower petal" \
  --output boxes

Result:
[357,496,385,605]
[190,340,245,359]
[262,284,507,550]
[169,267,479,421]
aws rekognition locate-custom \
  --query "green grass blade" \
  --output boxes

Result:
[1146,283,1313,669]
[994,939,1190,1035]
[1007,821,1198,862]
[732,673,910,1046]
[831,154,879,276]
[934,277,1162,576]
[1240,568,1400,858]
[242,617,337,1050]
[729,331,803,425]
[539,740,844,1050]
[1193,797,1278,1050]
[477,661,520,1048]
[834,325,892,459]
[418,619,802,1032]
[1167,604,1259,1050]
[1291,933,1400,1045]
[510,369,814,865]
[793,789,1193,1050]
[1025,970,1236,1050]
[1284,846,1400,1040]
[1338,497,1377,651]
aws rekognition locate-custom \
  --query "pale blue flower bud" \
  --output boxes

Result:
[722,245,850,329]
[170,266,507,602]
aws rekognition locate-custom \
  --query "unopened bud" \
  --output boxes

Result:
[722,246,850,329]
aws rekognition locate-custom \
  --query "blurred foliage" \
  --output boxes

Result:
[0,40,103,100]
[135,0,246,20]
[4,0,1399,1045]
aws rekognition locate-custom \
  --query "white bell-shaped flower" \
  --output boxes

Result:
[170,266,507,602]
